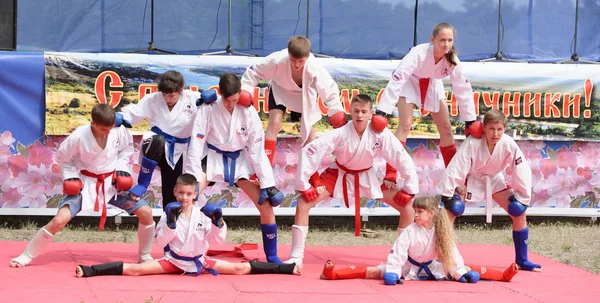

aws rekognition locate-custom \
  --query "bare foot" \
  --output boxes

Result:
[532,267,542,272]
[293,264,302,275]
[320,260,334,280]
[75,266,84,278]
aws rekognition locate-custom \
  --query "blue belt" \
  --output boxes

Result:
[407,256,439,281]
[151,126,190,166]
[164,245,218,276]
[207,143,241,186]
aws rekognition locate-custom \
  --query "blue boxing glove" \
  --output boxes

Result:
[165,202,182,230]
[201,202,224,228]
[115,112,132,128]
[196,89,217,106]
[258,186,284,207]
[383,272,403,285]
[507,195,527,217]
[458,271,480,283]
[441,194,466,217]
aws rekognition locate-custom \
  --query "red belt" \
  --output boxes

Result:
[80,170,114,230]
[336,160,370,236]
[419,78,430,108]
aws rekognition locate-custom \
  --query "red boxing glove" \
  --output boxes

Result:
[238,90,254,107]
[329,111,347,129]
[63,178,83,196]
[465,120,484,138]
[309,172,324,187]
[393,190,414,208]
[300,186,318,202]
[371,110,388,133]
[384,163,397,183]
[113,171,133,191]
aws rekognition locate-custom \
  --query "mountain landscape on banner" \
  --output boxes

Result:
[44,53,600,141]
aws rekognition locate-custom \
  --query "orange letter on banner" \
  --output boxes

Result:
[138,84,157,101]
[544,93,561,118]
[447,93,458,117]
[255,87,268,113]
[95,71,123,107]
[318,96,327,115]
[473,92,481,116]
[339,89,359,113]
[482,92,500,110]
[522,92,541,118]
[503,92,521,117]
[562,93,581,118]
[584,79,593,118]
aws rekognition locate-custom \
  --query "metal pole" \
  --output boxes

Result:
[306,0,310,38]
[413,0,418,46]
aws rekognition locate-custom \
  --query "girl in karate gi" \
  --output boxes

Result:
[320,196,518,284]
[374,23,482,192]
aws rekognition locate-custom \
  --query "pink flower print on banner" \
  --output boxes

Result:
[45,168,64,196]
[0,163,11,186]
[12,165,51,197]
[555,146,578,170]
[27,141,55,168]
[577,144,600,170]
[0,187,22,208]
[7,154,27,177]
[539,158,557,179]
[273,150,287,169]
[284,164,297,176]
[0,145,11,161]
[530,188,552,207]
[413,144,439,169]
[541,168,586,200]
[18,194,48,208]
[576,167,593,181]
[1,131,16,148]
[132,163,141,174]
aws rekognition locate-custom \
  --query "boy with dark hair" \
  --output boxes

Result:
[116,70,201,209]
[184,74,286,264]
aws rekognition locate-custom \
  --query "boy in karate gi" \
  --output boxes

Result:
[184,74,286,264]
[436,109,541,272]
[11,104,155,267]
[288,94,420,267]
[76,174,300,277]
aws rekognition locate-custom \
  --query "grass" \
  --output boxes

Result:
[2,220,599,275]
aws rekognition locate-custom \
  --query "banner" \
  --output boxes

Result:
[0,52,45,147]
[45,52,600,141]
[4,52,600,212]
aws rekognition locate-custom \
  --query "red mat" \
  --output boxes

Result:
[2,241,598,303]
